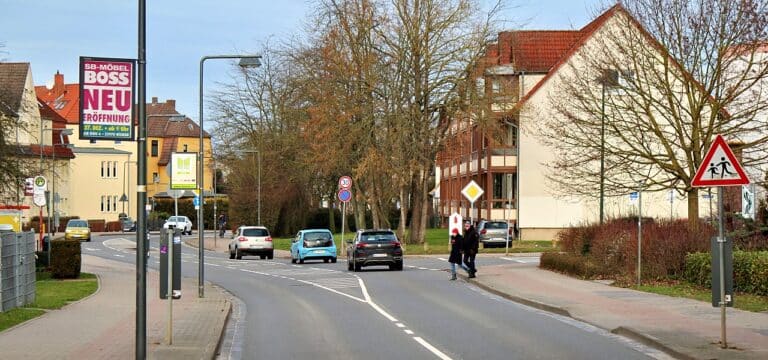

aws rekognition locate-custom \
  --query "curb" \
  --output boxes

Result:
[463,274,695,360]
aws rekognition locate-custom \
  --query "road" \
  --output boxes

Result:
[85,232,666,360]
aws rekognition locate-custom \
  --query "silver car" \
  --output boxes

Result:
[478,220,510,248]
[229,226,273,260]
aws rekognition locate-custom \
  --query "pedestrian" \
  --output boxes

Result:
[218,214,227,237]
[462,222,479,278]
[448,228,463,280]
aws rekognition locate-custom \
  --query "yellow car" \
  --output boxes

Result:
[65,219,91,242]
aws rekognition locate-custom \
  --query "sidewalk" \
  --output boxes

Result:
[466,263,768,360]
[0,254,230,360]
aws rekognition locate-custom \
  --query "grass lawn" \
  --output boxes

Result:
[273,228,553,255]
[0,272,98,332]
[632,280,768,313]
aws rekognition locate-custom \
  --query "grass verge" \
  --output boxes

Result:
[630,280,768,313]
[273,228,553,255]
[0,272,98,332]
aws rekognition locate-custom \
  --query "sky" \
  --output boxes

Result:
[1,0,605,130]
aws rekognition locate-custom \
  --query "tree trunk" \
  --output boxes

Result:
[687,187,699,229]
[398,185,409,243]
[353,189,365,232]
[328,191,336,233]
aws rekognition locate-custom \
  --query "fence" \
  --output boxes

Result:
[0,231,36,312]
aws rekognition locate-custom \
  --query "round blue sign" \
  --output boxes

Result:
[338,189,352,203]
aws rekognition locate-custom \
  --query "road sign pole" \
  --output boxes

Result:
[341,202,345,257]
[717,188,727,348]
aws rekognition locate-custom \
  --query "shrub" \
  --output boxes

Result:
[540,252,600,278]
[556,223,598,255]
[50,239,81,279]
[684,251,768,296]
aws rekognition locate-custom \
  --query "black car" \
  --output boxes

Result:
[347,229,403,271]
[121,217,136,232]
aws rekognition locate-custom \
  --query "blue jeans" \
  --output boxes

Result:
[450,262,457,275]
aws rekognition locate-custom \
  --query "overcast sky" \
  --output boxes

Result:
[1,0,604,129]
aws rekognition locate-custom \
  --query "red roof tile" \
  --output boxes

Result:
[157,138,178,166]
[0,63,31,116]
[500,31,583,72]
[35,72,81,124]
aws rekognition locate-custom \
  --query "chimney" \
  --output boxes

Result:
[167,99,176,110]
[151,96,158,104]
[54,71,65,97]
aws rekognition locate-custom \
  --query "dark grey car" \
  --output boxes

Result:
[478,220,510,248]
[346,229,403,271]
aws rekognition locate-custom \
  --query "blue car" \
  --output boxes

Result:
[291,229,337,264]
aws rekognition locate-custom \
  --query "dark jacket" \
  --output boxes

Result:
[448,234,463,264]
[463,226,479,254]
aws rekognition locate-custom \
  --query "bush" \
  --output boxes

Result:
[540,252,600,278]
[556,223,598,255]
[684,251,768,296]
[50,239,81,279]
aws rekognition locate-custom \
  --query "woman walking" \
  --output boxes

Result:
[448,228,463,280]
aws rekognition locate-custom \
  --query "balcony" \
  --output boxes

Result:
[445,148,517,178]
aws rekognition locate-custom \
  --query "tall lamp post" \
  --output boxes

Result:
[599,77,606,225]
[241,149,261,225]
[40,127,73,238]
[198,54,261,298]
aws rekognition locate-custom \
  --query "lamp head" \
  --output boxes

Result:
[238,56,262,68]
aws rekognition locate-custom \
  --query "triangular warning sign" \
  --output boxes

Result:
[692,134,750,187]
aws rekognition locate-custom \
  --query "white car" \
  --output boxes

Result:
[229,226,273,260]
[163,215,193,235]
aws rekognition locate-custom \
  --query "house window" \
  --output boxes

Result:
[183,144,188,152]
[475,78,485,97]
[113,161,118,178]
[491,78,502,95]
[492,173,516,209]
[101,161,105,177]
[112,195,118,212]
[101,196,105,212]
[601,69,635,93]
[151,140,158,157]
[153,172,159,184]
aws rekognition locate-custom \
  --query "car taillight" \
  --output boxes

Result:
[238,236,247,242]
[356,242,366,249]
[266,236,272,242]
[391,241,401,248]
[480,229,487,235]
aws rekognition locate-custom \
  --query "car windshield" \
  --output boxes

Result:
[360,232,397,242]
[484,222,508,229]
[68,220,88,228]
[168,216,184,222]
[242,228,268,237]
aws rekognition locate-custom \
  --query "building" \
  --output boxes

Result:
[36,72,213,224]
[437,5,715,240]
[0,63,74,232]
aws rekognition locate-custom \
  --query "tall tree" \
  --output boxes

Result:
[539,1,768,226]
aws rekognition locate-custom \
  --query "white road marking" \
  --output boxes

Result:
[436,257,447,261]
[113,254,124,258]
[404,330,414,335]
[396,323,405,328]
[413,337,453,360]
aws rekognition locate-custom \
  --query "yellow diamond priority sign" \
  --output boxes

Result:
[461,180,484,204]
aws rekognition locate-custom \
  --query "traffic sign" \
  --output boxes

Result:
[33,176,47,207]
[692,135,749,187]
[339,176,352,189]
[193,196,200,207]
[338,188,352,203]
[449,213,463,236]
[629,192,638,205]
[461,180,484,204]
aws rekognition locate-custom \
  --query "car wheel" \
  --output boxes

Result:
[331,257,337,264]
[235,248,242,260]
[268,252,273,260]
[323,258,329,263]
[260,255,266,260]
[396,261,403,271]
[354,261,361,272]
[347,260,353,271]
[299,257,304,264]
[229,250,235,259]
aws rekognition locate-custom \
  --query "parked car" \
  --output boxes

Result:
[229,226,273,260]
[120,217,136,232]
[163,216,193,235]
[347,229,403,271]
[65,219,91,242]
[291,229,337,264]
[477,220,511,248]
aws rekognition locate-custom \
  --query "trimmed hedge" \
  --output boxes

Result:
[50,239,81,279]
[540,252,601,278]
[684,251,768,296]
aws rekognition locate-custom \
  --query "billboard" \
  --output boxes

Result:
[79,57,136,140]
[170,152,197,190]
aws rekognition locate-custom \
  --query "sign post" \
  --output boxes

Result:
[691,134,750,349]
[338,176,352,257]
[461,180,484,224]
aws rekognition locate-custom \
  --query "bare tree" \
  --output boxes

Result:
[539,1,768,226]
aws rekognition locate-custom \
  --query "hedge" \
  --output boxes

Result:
[684,251,768,296]
[50,239,81,279]
[540,252,602,278]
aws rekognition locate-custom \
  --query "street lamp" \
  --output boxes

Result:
[503,119,520,255]
[198,54,261,298]
[240,149,261,226]
[122,160,137,216]
[599,75,607,225]
[40,127,73,239]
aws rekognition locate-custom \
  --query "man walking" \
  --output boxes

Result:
[462,222,479,278]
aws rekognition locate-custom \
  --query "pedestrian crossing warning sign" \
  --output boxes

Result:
[692,134,749,187]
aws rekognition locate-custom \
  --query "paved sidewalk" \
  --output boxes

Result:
[0,254,230,360]
[465,263,768,360]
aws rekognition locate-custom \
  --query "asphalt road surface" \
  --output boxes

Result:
[86,233,668,360]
